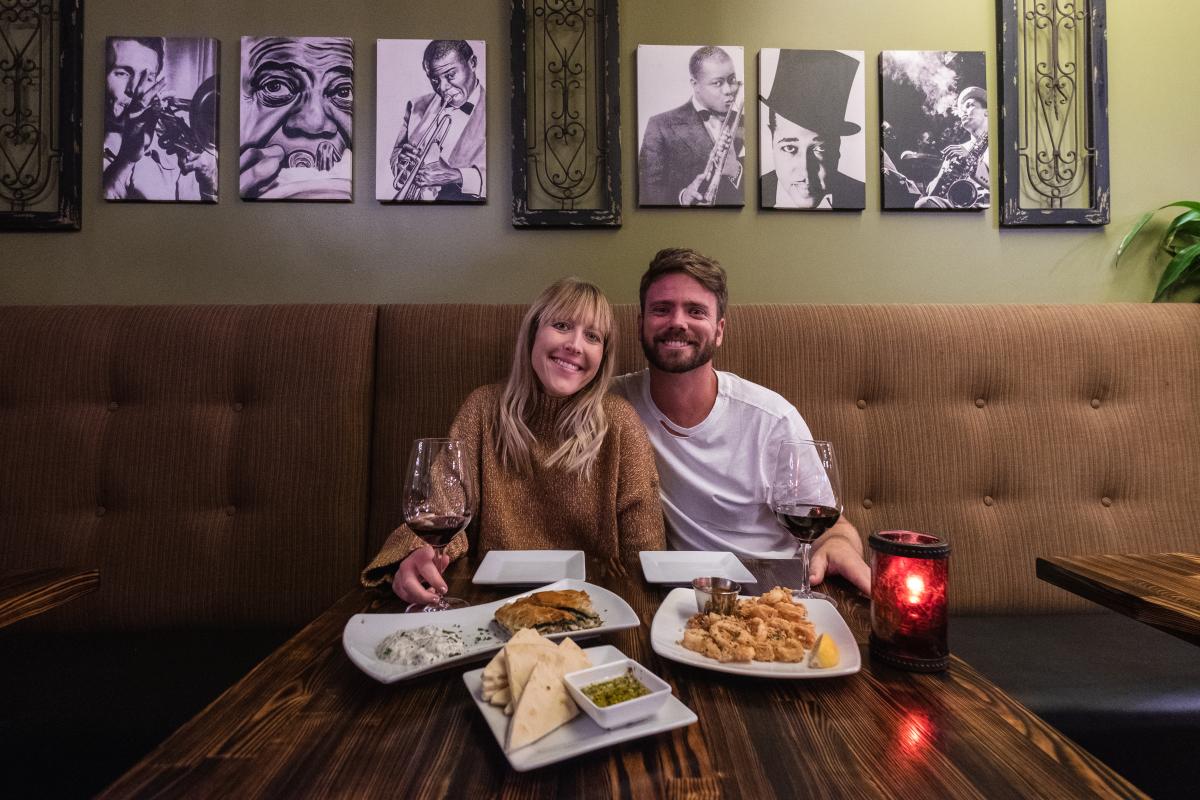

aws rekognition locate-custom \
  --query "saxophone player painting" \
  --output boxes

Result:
[880,50,989,211]
[376,39,486,203]
[637,45,745,207]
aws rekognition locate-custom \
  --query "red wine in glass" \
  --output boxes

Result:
[770,440,843,602]
[774,504,841,544]
[402,438,473,613]
[407,512,472,549]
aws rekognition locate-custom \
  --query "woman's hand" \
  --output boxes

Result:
[391,546,451,604]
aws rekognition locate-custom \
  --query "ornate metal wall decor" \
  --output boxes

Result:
[0,0,82,230]
[511,0,620,227]
[997,0,1109,226]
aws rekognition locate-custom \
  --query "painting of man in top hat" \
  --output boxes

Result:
[759,49,865,210]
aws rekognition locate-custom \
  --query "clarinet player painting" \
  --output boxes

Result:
[637,44,745,207]
[240,36,354,201]
[880,50,989,211]
[376,39,486,203]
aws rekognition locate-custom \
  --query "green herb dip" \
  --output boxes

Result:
[581,669,651,707]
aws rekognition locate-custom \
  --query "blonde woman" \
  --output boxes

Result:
[362,278,666,604]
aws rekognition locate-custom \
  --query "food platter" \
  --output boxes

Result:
[649,588,861,678]
[638,550,757,584]
[463,644,697,772]
[472,550,586,585]
[343,580,638,684]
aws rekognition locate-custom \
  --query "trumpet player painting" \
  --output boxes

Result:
[880,50,989,211]
[759,49,865,211]
[103,37,219,203]
[637,44,745,207]
[239,36,353,201]
[376,39,486,203]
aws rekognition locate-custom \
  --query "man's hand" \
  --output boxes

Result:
[415,158,462,188]
[809,517,871,594]
[115,73,166,163]
[680,173,707,205]
[238,144,285,198]
[182,147,218,197]
[391,545,452,604]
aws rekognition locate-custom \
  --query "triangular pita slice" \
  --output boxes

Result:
[488,686,510,707]
[556,637,592,674]
[505,643,561,709]
[482,649,508,684]
[507,628,545,646]
[505,658,579,751]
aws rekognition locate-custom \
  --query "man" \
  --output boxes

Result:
[613,248,871,593]
[389,40,486,202]
[915,86,989,209]
[103,37,217,202]
[239,37,354,200]
[639,46,744,206]
[760,50,864,210]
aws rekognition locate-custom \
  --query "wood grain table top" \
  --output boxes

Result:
[0,567,100,629]
[1037,552,1200,646]
[100,557,1144,799]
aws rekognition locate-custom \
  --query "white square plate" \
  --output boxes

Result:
[650,587,861,678]
[472,550,586,585]
[638,550,756,584]
[342,580,638,684]
[462,644,697,771]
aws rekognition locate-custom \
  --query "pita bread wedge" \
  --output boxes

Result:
[507,628,545,646]
[482,649,508,684]
[556,637,592,674]
[488,686,511,707]
[505,658,579,751]
[505,642,561,706]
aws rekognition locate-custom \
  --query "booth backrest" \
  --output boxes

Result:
[372,303,1200,614]
[0,305,377,631]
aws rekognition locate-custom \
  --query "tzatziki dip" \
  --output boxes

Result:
[375,625,466,666]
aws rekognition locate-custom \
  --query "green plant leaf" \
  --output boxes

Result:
[1115,210,1157,265]
[1165,213,1200,251]
[1162,200,1200,214]
[1152,241,1200,301]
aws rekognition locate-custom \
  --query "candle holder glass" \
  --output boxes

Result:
[868,530,950,672]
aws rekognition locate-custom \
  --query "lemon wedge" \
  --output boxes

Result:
[809,633,839,668]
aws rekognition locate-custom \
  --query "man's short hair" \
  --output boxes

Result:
[423,40,474,72]
[688,46,730,79]
[107,37,165,72]
[640,248,729,319]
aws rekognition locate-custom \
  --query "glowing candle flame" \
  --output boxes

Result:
[905,573,925,604]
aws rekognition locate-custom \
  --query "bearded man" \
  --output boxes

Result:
[612,248,870,593]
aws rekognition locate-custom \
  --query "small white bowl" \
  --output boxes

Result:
[564,658,672,729]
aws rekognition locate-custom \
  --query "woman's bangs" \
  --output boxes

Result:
[543,287,612,340]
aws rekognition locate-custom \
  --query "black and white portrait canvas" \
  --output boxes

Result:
[103,37,219,203]
[880,50,989,211]
[637,44,745,207]
[376,39,486,203]
[240,36,353,201]
[759,49,865,211]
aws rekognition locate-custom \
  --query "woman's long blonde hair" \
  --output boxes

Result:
[494,278,616,479]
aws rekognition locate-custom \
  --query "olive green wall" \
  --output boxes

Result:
[2,1,1195,305]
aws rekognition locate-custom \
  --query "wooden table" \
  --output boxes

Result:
[1037,552,1200,647]
[0,567,100,629]
[100,557,1144,799]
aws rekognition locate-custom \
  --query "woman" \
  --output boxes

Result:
[362,278,666,603]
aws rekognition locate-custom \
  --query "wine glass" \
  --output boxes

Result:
[769,439,843,602]
[402,437,473,613]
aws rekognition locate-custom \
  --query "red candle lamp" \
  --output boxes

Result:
[868,530,950,672]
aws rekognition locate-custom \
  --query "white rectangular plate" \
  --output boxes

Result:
[463,644,697,771]
[638,550,756,584]
[650,587,861,678]
[343,580,638,684]
[472,550,586,585]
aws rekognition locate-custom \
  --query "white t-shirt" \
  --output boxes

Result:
[612,369,814,557]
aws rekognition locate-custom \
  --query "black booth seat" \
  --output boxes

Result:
[952,612,1200,800]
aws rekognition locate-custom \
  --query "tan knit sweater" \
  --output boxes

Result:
[362,384,666,587]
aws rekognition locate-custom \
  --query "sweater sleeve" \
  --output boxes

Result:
[612,402,667,558]
[360,388,489,588]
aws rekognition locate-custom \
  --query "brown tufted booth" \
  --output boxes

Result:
[3,302,1200,797]
[372,303,1200,615]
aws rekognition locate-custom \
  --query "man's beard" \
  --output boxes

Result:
[640,329,717,374]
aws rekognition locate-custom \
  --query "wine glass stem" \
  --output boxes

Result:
[795,540,813,595]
